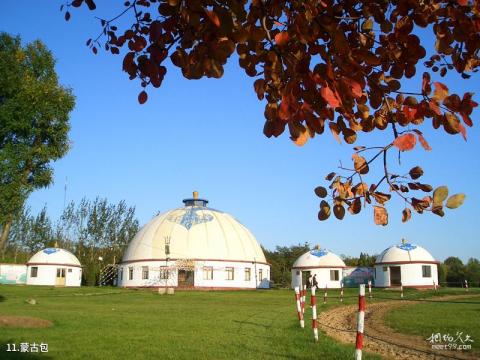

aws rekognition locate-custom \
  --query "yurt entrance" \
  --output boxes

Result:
[178,270,194,287]
[302,271,311,288]
[389,266,401,286]
[55,268,66,286]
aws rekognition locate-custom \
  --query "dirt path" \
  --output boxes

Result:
[318,295,480,360]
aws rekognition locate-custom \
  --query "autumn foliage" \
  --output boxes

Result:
[63,0,479,224]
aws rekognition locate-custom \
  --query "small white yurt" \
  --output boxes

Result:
[118,192,270,289]
[374,239,439,288]
[291,246,346,289]
[26,247,82,287]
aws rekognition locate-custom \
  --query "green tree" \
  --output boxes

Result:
[444,256,466,287]
[466,258,480,287]
[0,33,75,252]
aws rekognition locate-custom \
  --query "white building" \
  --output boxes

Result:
[291,247,346,289]
[26,248,82,287]
[0,264,27,284]
[117,192,270,289]
[374,240,439,288]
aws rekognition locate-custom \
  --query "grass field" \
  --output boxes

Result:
[1,286,478,360]
[0,286,382,360]
[385,294,480,353]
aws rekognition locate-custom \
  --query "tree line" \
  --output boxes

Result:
[2,198,139,285]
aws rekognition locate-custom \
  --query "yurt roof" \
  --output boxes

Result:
[27,248,81,267]
[375,241,437,264]
[122,193,267,264]
[292,248,346,268]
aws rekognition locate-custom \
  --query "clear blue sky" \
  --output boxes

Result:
[1,1,479,262]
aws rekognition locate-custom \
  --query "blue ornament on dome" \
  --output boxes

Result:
[396,243,417,251]
[310,249,329,257]
[167,208,214,230]
[43,248,59,255]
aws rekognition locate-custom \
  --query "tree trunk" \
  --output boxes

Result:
[0,218,13,257]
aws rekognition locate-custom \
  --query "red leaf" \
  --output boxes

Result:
[138,91,148,104]
[321,86,341,108]
[457,0,468,5]
[205,10,221,27]
[403,106,418,121]
[422,72,431,95]
[412,130,432,151]
[460,112,473,127]
[274,32,289,47]
[344,78,363,98]
[428,100,442,115]
[393,133,417,151]
[278,96,290,121]
[65,11,71,21]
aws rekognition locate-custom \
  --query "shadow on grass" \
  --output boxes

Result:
[232,319,271,329]
[0,295,5,302]
[1,340,54,359]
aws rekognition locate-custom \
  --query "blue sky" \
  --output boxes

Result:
[1,1,479,262]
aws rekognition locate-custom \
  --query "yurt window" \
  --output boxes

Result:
[142,266,149,280]
[259,269,263,280]
[422,265,432,278]
[244,268,251,281]
[160,266,169,279]
[30,267,38,278]
[226,267,234,280]
[203,266,213,280]
[330,270,339,281]
[128,267,134,280]
[120,268,123,280]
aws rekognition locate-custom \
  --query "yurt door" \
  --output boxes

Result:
[389,266,401,286]
[55,268,66,286]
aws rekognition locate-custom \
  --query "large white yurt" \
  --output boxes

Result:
[26,247,82,287]
[291,246,346,289]
[374,240,439,288]
[117,192,270,289]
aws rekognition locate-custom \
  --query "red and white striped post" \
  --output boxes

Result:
[355,284,366,360]
[301,285,307,315]
[323,285,328,304]
[465,280,469,292]
[340,283,344,302]
[294,286,305,328]
[400,282,404,299]
[368,280,372,299]
[433,280,437,292]
[311,286,319,342]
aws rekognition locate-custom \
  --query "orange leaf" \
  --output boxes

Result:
[412,130,432,151]
[403,106,418,121]
[274,32,289,47]
[329,122,341,144]
[457,122,467,141]
[393,133,417,151]
[138,90,148,104]
[457,0,468,5]
[373,206,388,226]
[344,78,363,98]
[205,10,221,27]
[321,86,341,108]
[433,82,449,102]
[293,128,311,146]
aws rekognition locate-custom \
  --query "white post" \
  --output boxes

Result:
[368,280,372,299]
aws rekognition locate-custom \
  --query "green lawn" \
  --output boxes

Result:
[0,286,381,360]
[385,294,480,353]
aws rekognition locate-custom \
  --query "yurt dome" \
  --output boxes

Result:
[27,248,81,267]
[375,242,436,264]
[118,192,270,289]
[373,240,439,288]
[26,247,82,287]
[291,247,346,289]
[292,248,346,268]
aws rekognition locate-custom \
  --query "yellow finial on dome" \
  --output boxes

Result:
[54,241,59,248]
[315,244,321,250]
[193,191,199,199]
[402,238,406,244]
